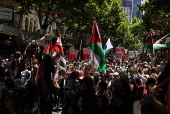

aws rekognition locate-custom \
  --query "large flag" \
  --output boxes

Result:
[104,38,113,55]
[141,36,154,53]
[153,33,170,50]
[154,33,170,44]
[89,21,106,72]
[52,35,66,68]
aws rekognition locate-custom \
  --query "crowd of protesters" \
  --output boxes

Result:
[0,48,170,114]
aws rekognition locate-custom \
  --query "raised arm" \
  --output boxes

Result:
[147,84,170,114]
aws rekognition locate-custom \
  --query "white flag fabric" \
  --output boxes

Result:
[104,38,113,54]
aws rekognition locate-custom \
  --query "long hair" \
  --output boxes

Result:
[5,90,22,113]
[113,76,132,97]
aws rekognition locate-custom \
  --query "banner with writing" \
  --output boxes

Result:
[69,49,79,61]
[116,47,125,58]
[83,47,90,60]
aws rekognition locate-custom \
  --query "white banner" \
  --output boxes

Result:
[0,5,13,21]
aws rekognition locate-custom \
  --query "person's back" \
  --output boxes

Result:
[81,87,96,111]
[63,72,80,114]
[77,77,96,114]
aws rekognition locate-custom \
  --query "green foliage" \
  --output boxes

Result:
[13,0,144,50]
[117,17,144,50]
[140,0,170,41]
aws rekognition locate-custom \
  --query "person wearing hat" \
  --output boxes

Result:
[4,90,24,114]
[113,72,119,79]
[106,68,113,78]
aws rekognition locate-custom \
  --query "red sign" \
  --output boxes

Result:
[69,49,79,61]
[116,47,125,58]
[83,48,90,60]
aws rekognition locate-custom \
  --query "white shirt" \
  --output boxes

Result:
[54,74,63,81]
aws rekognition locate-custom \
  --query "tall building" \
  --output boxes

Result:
[122,0,142,22]
[122,0,133,22]
[132,0,142,18]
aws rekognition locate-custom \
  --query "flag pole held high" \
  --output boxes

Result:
[89,21,106,72]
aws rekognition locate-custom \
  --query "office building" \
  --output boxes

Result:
[122,0,142,22]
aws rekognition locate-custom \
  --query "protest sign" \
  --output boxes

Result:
[116,47,125,58]
[83,47,90,60]
[69,49,79,61]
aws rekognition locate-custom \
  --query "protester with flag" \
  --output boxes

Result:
[89,21,106,73]
[43,35,66,68]
[141,35,154,53]
[104,38,113,55]
[51,35,66,68]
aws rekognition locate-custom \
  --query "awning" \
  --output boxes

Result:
[0,24,37,36]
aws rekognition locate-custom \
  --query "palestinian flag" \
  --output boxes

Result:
[154,33,170,44]
[141,36,154,53]
[52,35,64,55]
[52,35,66,68]
[60,55,66,68]
[44,41,53,55]
[89,21,106,72]
[153,33,170,50]
[104,38,113,55]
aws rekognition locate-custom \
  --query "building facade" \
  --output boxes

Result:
[132,0,142,18]
[122,0,142,22]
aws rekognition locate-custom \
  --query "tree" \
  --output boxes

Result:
[140,0,170,41]
[116,17,144,50]
[13,0,144,50]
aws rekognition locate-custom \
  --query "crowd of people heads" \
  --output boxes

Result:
[0,50,169,114]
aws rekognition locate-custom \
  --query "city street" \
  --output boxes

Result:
[0,0,169,114]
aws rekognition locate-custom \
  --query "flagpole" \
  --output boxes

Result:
[150,34,155,67]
